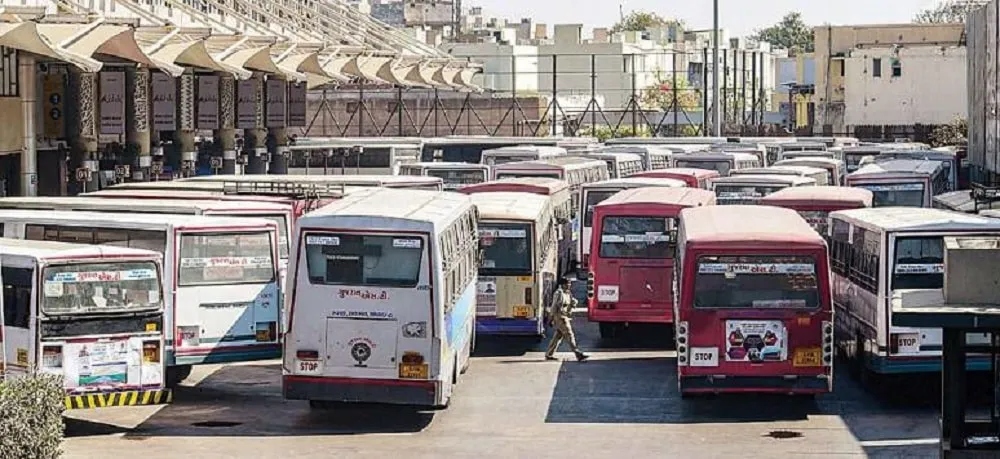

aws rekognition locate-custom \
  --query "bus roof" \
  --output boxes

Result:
[597,145,675,155]
[711,175,816,186]
[400,162,489,170]
[457,177,569,195]
[842,146,885,154]
[580,152,644,161]
[731,166,826,177]
[598,187,716,208]
[294,136,423,147]
[848,159,942,178]
[300,188,473,233]
[605,136,728,145]
[634,168,721,179]
[830,207,1000,232]
[680,205,824,246]
[781,141,828,149]
[673,151,759,161]
[468,192,551,221]
[0,238,163,262]
[877,149,958,160]
[758,186,874,208]
[0,209,276,231]
[774,157,844,167]
[483,145,567,155]
[0,196,292,213]
[182,174,443,188]
[583,177,687,190]
[494,156,606,171]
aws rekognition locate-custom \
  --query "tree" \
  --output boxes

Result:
[929,117,968,147]
[611,11,683,33]
[914,0,988,23]
[750,12,814,55]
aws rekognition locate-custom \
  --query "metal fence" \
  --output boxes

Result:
[299,49,779,138]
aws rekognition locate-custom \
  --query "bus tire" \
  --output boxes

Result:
[166,365,193,388]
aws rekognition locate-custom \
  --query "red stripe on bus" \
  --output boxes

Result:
[284,375,436,389]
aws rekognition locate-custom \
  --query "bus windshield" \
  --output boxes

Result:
[42,261,161,315]
[845,154,870,169]
[479,223,532,276]
[496,172,560,180]
[714,185,787,204]
[857,183,925,207]
[584,190,618,226]
[304,233,423,287]
[893,237,944,290]
[178,232,275,286]
[426,169,487,189]
[674,160,732,176]
[256,214,289,258]
[599,216,676,259]
[693,255,820,309]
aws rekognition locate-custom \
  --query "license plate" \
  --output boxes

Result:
[399,363,429,379]
[793,347,822,367]
[255,329,272,342]
[513,305,531,318]
[297,360,323,375]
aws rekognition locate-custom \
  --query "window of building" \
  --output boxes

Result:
[0,46,19,98]
[891,59,902,77]
[872,58,882,78]
[839,61,845,77]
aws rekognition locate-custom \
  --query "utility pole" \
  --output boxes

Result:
[711,0,721,137]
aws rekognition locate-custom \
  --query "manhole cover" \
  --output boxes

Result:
[765,430,803,439]
[191,421,242,428]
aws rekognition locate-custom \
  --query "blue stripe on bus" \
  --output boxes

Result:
[168,346,281,367]
[476,318,541,336]
[446,282,476,351]
[867,354,993,374]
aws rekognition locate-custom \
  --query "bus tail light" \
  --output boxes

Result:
[889,333,899,354]
[586,272,595,298]
[676,321,689,366]
[41,345,62,369]
[822,321,833,367]
[524,287,533,305]
[296,350,320,360]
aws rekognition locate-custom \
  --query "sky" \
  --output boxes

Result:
[470,0,949,37]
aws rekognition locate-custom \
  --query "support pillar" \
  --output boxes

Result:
[69,70,100,194]
[244,74,268,174]
[268,127,288,175]
[215,73,237,174]
[177,73,197,177]
[126,67,151,181]
[265,77,288,175]
[173,130,196,178]
[19,53,37,196]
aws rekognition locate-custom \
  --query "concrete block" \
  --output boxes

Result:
[943,236,1000,304]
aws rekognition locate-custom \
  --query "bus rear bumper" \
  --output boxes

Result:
[283,375,439,407]
[679,374,831,395]
[476,317,541,336]
[587,308,673,324]
[64,388,173,410]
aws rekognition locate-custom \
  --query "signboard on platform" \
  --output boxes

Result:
[265,79,286,128]
[236,79,257,129]
[288,82,307,127]
[196,75,220,130]
[99,71,125,135]
[151,72,176,131]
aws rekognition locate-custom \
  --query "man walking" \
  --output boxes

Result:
[545,277,589,362]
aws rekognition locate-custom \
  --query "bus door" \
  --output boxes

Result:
[174,230,280,365]
[477,223,541,335]
[1,263,33,377]
[678,253,832,394]
[297,231,435,384]
[35,260,170,407]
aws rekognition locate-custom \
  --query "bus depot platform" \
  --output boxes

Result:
[891,236,1000,458]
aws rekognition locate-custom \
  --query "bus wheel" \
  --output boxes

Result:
[166,365,193,388]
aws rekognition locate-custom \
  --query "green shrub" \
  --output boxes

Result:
[0,374,65,459]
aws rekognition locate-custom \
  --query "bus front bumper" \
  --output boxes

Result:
[283,375,439,407]
[680,374,831,394]
[476,317,542,336]
[64,388,173,410]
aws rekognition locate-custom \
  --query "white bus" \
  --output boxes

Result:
[710,144,768,167]
[469,192,558,337]
[579,178,687,271]
[779,150,841,161]
[845,159,948,208]
[829,208,1000,378]
[730,165,830,186]
[0,210,281,386]
[604,136,728,146]
[397,162,491,190]
[283,188,479,408]
[671,151,761,176]
[480,146,567,166]
[582,152,646,178]
[289,137,423,175]
[183,174,445,191]
[875,149,960,192]
[0,240,172,410]
[842,147,885,173]
[596,145,675,171]
[773,157,846,186]
[420,136,595,163]
[710,174,817,205]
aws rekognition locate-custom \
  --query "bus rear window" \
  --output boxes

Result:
[42,262,161,315]
[584,190,618,226]
[304,233,423,287]
[426,169,487,189]
[715,185,786,205]
[478,224,532,275]
[496,172,561,180]
[893,237,944,290]
[599,216,675,259]
[255,215,289,258]
[179,232,275,286]
[858,183,924,207]
[694,255,820,309]
[674,160,731,176]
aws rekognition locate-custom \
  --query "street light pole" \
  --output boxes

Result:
[711,0,721,137]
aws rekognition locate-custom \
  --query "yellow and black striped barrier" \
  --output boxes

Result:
[64,389,173,410]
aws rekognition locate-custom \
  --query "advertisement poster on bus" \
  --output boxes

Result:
[476,276,497,316]
[61,340,130,388]
[725,320,787,363]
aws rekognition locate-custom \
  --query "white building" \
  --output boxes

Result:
[442,43,540,93]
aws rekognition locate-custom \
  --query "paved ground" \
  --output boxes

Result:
[62,315,947,459]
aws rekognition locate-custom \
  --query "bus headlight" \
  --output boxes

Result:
[676,321,689,366]
[822,321,833,367]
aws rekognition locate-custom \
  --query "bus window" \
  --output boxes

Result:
[479,225,531,275]
[599,217,674,258]
[892,236,944,290]
[41,262,161,314]
[305,233,423,287]
[693,255,820,309]
[2,266,31,328]
[584,191,618,226]
[674,160,731,176]
[178,233,275,286]
[859,184,925,207]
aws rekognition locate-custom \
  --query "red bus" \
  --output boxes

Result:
[675,205,833,395]
[758,186,873,235]
[630,168,720,189]
[588,187,716,340]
